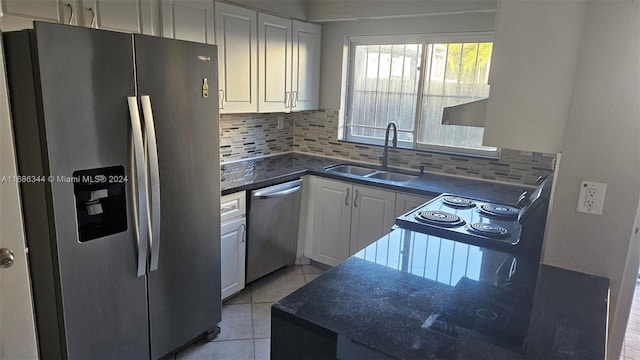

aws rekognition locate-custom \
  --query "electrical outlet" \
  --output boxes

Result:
[576,181,607,215]
[277,116,284,129]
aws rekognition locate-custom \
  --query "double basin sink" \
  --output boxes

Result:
[324,164,419,183]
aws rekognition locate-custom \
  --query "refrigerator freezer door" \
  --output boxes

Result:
[133,34,221,358]
[5,23,151,358]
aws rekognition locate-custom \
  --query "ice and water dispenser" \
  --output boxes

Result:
[73,166,128,242]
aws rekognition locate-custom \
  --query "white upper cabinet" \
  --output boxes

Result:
[0,0,151,33]
[257,13,292,113]
[256,16,321,113]
[1,0,320,114]
[161,0,215,43]
[483,0,587,154]
[215,2,258,113]
[291,20,321,111]
[1,0,75,30]
[81,0,151,33]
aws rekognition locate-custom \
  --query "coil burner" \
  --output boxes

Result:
[467,223,510,239]
[478,204,520,219]
[415,210,466,228]
[442,196,476,209]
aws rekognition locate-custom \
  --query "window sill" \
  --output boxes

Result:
[337,139,501,161]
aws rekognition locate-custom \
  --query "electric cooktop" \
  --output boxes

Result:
[395,194,523,249]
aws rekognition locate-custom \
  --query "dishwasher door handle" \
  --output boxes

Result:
[253,185,301,199]
[252,180,303,199]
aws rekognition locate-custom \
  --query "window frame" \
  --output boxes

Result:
[343,32,499,158]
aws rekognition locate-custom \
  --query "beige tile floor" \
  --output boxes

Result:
[174,264,326,360]
[620,279,640,360]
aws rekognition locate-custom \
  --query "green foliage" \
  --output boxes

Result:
[444,42,493,83]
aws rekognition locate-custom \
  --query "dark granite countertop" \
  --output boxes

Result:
[272,228,609,359]
[221,153,532,205]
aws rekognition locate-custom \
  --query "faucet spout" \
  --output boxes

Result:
[380,121,398,168]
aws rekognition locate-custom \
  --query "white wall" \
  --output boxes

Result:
[307,0,497,22]
[482,0,586,154]
[319,11,497,110]
[542,2,640,359]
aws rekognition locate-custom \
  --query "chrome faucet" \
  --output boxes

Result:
[379,122,398,168]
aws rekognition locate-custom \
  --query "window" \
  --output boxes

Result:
[343,34,497,155]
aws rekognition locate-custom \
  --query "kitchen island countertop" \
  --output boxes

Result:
[271,228,609,359]
[221,153,532,205]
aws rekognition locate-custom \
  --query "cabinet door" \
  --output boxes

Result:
[257,13,291,113]
[0,0,75,31]
[310,177,352,267]
[394,192,433,217]
[80,0,151,34]
[161,0,215,43]
[349,185,396,255]
[215,2,257,113]
[221,217,246,300]
[291,20,321,111]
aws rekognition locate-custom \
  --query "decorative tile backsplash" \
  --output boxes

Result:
[219,110,556,186]
[220,113,293,160]
[292,110,556,186]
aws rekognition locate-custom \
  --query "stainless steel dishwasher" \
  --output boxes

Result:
[247,179,303,283]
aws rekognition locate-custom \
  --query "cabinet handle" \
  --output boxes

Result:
[221,205,238,214]
[219,89,224,110]
[87,7,96,28]
[239,223,246,244]
[345,188,350,207]
[353,189,359,208]
[65,3,74,25]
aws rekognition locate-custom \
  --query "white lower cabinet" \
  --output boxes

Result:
[221,217,246,300]
[394,192,433,217]
[309,177,396,267]
[309,178,352,266]
[220,191,246,300]
[349,185,397,255]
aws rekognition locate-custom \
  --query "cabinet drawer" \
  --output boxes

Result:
[221,191,246,222]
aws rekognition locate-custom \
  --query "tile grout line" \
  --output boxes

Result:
[250,285,257,360]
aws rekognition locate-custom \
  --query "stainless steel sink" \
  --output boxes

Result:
[325,164,377,176]
[325,164,418,183]
[367,171,417,183]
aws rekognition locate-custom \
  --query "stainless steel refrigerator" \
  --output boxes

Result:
[3,22,221,359]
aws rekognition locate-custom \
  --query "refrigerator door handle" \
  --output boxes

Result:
[141,95,161,272]
[127,96,149,278]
